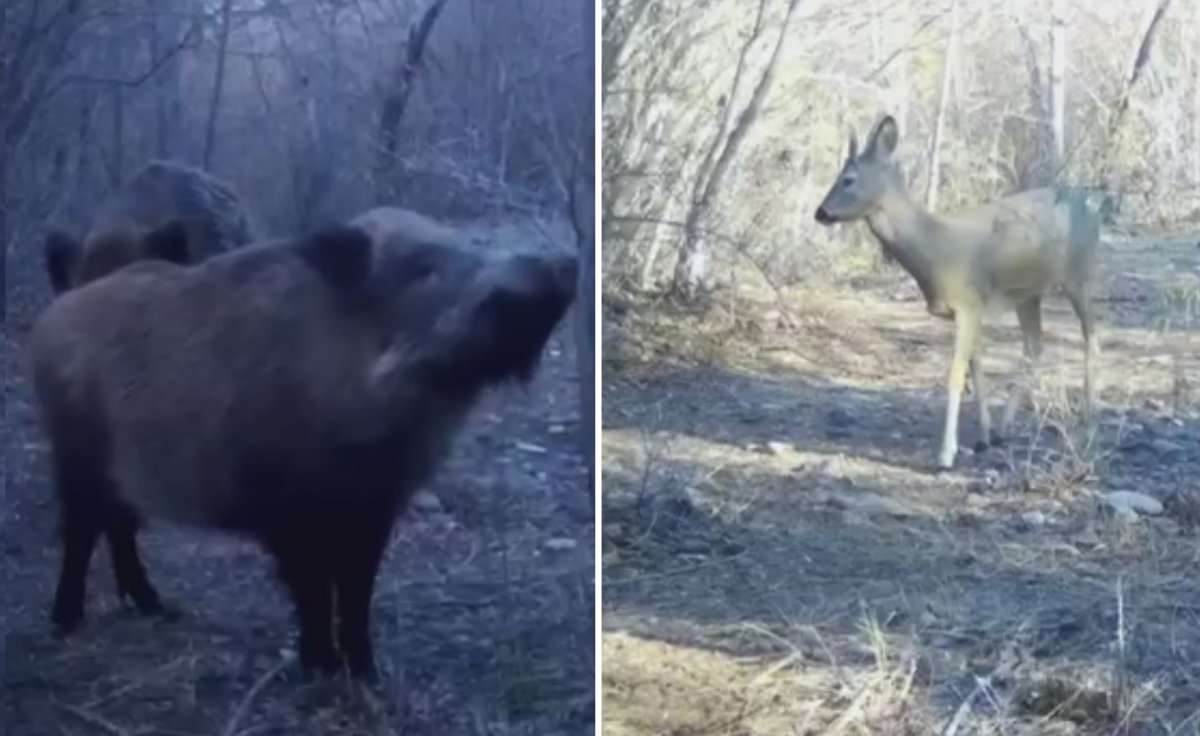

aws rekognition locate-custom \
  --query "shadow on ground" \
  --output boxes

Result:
[601,256,1199,734]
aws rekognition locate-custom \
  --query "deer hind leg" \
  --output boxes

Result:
[1065,285,1098,421]
[1001,297,1043,438]
[937,310,980,471]
[969,335,994,452]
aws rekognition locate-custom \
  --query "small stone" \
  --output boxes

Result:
[1150,439,1184,461]
[827,408,855,427]
[543,538,577,551]
[1115,507,1141,523]
[822,493,848,510]
[1102,491,1163,517]
[766,441,791,456]
[1022,511,1047,527]
[676,539,709,554]
[411,490,443,512]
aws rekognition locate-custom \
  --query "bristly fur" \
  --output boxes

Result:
[28,207,576,679]
[43,159,254,294]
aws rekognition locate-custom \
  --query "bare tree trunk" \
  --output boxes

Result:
[575,0,596,505]
[1194,13,1200,187]
[146,0,174,158]
[602,0,654,99]
[2,0,86,152]
[925,0,957,211]
[371,0,447,202]
[1100,0,1173,181]
[1191,0,1200,188]
[1016,20,1055,188]
[202,0,235,169]
[896,6,912,132]
[110,81,125,184]
[109,21,127,185]
[672,0,801,300]
[572,175,595,506]
[1049,0,1067,163]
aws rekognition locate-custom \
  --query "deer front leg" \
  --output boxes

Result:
[1066,289,1098,423]
[970,347,994,452]
[937,310,980,471]
[1001,298,1043,439]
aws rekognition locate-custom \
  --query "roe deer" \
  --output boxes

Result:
[814,114,1102,471]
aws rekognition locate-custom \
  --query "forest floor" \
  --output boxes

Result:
[2,216,594,736]
[601,232,1200,735]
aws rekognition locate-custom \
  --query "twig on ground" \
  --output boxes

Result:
[604,550,748,587]
[220,654,293,736]
[941,678,984,736]
[58,703,133,736]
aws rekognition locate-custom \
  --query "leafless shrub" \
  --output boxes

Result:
[602,0,1200,297]
[3,0,593,275]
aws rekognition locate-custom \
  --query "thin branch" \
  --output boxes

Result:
[51,27,197,91]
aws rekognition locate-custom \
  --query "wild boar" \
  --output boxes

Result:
[28,213,577,679]
[351,205,467,248]
[43,159,253,293]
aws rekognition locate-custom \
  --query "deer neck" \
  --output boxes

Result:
[864,188,947,311]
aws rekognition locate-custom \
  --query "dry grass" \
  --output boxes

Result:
[601,233,1200,735]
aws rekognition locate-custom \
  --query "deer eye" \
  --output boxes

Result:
[841,176,855,189]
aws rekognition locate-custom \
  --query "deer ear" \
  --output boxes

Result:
[846,129,859,161]
[865,115,899,160]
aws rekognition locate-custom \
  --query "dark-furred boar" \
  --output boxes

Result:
[28,209,576,678]
[44,159,253,293]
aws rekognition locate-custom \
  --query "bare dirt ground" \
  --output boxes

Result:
[601,232,1200,735]
[2,217,594,735]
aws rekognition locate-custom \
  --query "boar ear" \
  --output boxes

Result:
[143,219,191,265]
[45,230,82,294]
[296,224,374,291]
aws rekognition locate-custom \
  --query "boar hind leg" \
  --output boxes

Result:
[47,416,114,633]
[331,515,394,680]
[271,540,337,675]
[106,505,168,619]
[51,504,102,634]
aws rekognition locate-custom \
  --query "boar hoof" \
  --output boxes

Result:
[50,604,84,637]
[298,644,340,676]
[147,601,183,623]
[345,653,380,683]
